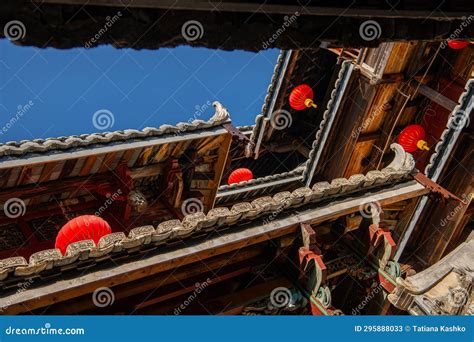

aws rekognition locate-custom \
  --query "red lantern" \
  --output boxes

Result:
[55,215,112,255]
[447,40,469,50]
[228,168,253,185]
[397,124,429,153]
[289,84,317,110]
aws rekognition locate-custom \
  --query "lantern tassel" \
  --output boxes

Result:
[417,140,430,151]
[304,99,317,109]
[290,84,317,111]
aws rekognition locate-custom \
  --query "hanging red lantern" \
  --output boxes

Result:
[397,124,430,153]
[228,168,253,185]
[289,84,317,110]
[55,215,112,255]
[447,40,469,50]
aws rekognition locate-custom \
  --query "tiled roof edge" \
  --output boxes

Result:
[425,77,474,180]
[0,143,415,288]
[302,60,354,183]
[0,101,231,158]
[217,165,305,192]
[246,50,290,156]
[218,60,354,194]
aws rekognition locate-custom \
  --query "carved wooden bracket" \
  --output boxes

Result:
[222,123,254,147]
[298,223,341,315]
[414,171,465,203]
[365,204,400,295]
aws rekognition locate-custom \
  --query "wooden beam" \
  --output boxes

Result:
[304,62,355,184]
[392,197,418,241]
[365,85,410,172]
[316,72,377,181]
[47,248,265,314]
[129,163,164,178]
[210,133,232,208]
[186,277,292,315]
[412,141,473,265]
[135,266,253,311]
[264,139,310,158]
[411,83,458,111]
[36,1,468,19]
[373,72,405,85]
[358,130,382,142]
[0,162,167,203]
[136,276,291,315]
[0,180,427,314]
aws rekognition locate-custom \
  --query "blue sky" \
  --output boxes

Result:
[0,41,279,142]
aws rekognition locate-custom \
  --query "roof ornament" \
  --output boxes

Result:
[384,143,415,173]
[387,141,466,204]
[209,101,231,124]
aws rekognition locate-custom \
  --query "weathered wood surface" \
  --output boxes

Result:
[43,247,265,314]
[412,136,473,266]
[411,83,458,111]
[316,72,376,181]
[0,180,427,314]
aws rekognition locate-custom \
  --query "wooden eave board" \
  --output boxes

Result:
[0,180,427,314]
